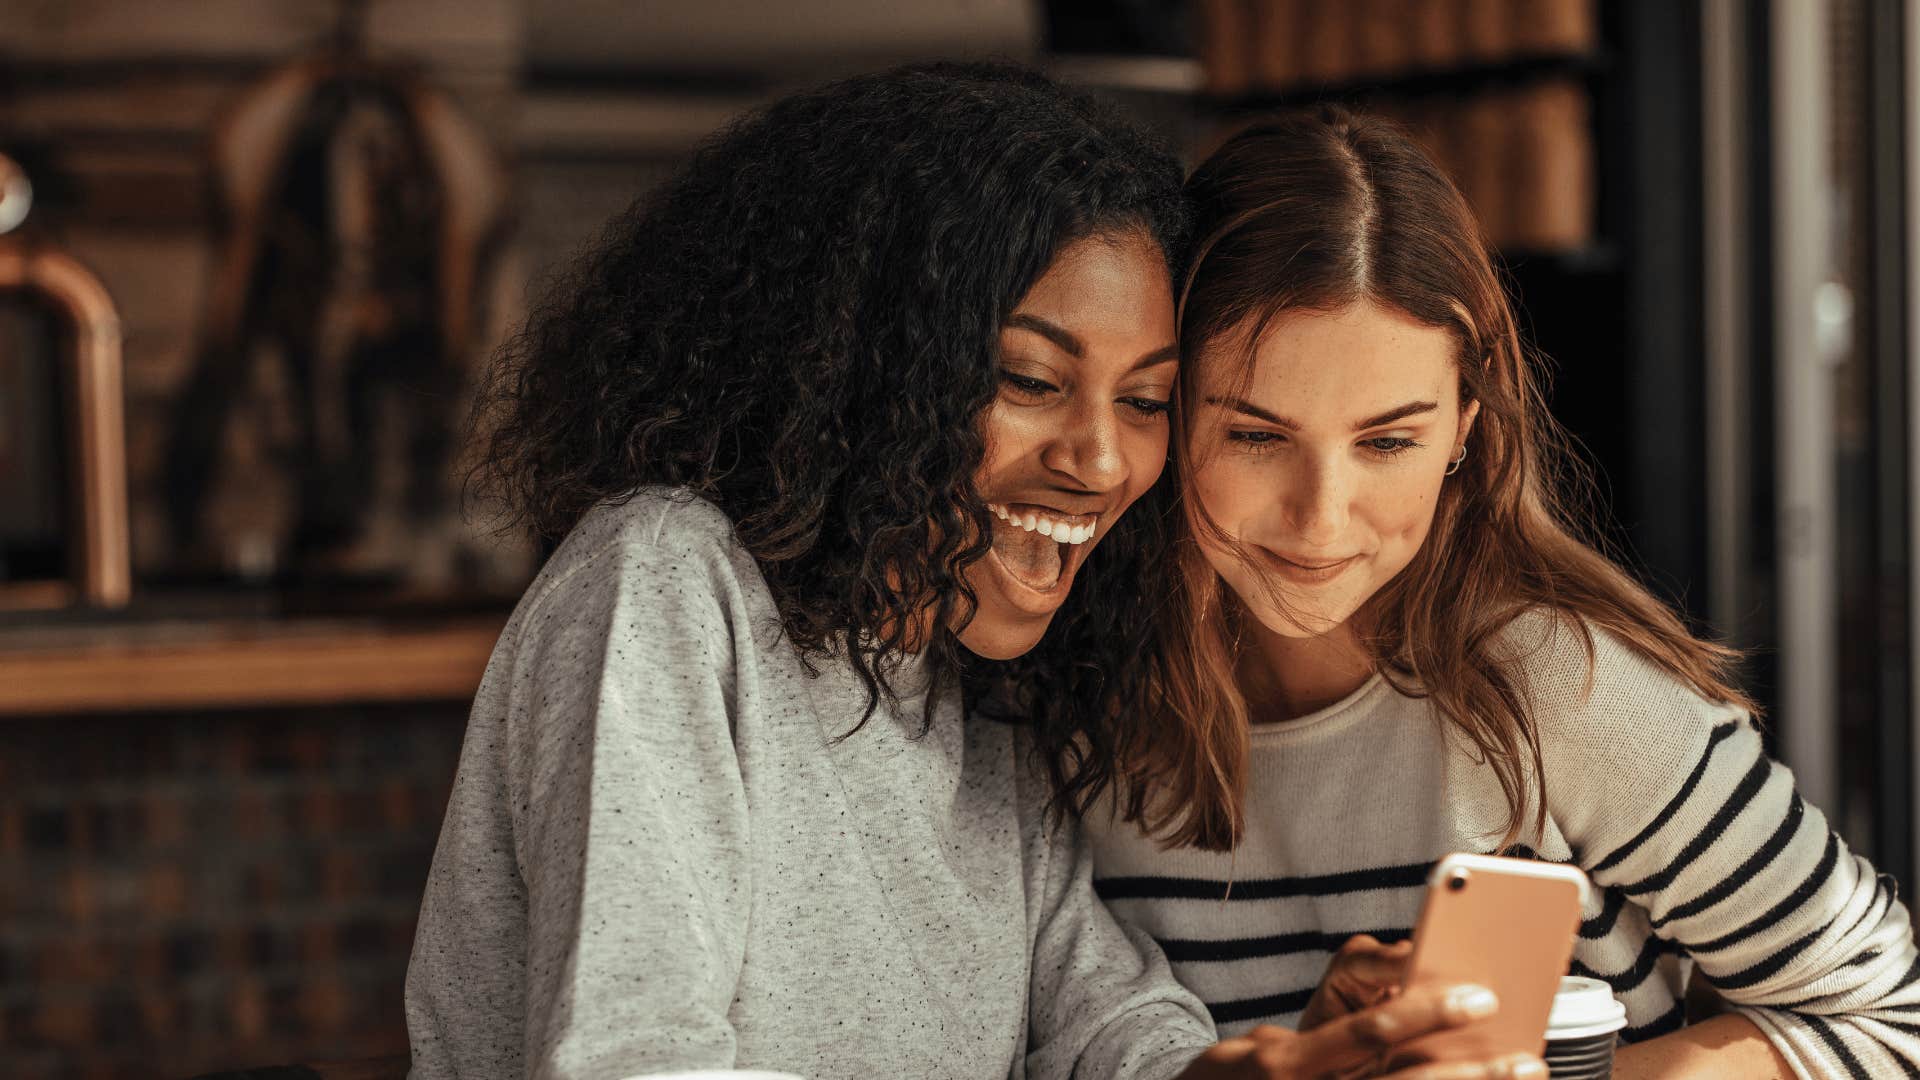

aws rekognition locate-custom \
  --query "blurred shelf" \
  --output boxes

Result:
[1204,51,1608,111]
[1047,54,1205,95]
[518,88,765,159]
[0,614,506,717]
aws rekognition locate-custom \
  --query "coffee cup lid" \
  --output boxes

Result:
[1546,975,1628,1040]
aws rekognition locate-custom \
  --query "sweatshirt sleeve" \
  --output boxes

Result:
[1530,618,1920,1077]
[504,537,768,1080]
[1015,736,1217,1080]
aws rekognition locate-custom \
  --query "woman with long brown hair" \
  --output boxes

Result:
[1055,107,1920,1076]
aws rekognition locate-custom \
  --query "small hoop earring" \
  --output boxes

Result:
[1445,444,1468,476]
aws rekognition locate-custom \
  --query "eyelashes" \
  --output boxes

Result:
[999,371,1055,397]
[1363,437,1421,456]
[1225,431,1425,458]
[997,369,1172,418]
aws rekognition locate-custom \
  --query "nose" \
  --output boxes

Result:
[1039,397,1129,493]
[1283,453,1349,548]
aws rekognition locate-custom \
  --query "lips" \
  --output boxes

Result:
[1277,554,1351,571]
[1257,547,1360,585]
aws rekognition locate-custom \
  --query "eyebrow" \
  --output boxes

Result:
[1205,396,1440,432]
[1005,313,1179,372]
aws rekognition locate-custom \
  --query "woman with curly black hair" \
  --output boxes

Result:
[404,63,1528,1080]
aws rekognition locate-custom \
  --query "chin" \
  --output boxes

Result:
[954,613,1054,660]
[1248,597,1352,640]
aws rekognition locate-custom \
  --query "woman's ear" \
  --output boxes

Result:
[1455,398,1482,455]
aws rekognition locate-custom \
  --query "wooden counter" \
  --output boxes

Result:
[0,615,507,716]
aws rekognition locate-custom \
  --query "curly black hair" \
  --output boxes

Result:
[471,60,1189,734]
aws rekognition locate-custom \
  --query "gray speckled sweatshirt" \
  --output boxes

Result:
[404,489,1215,1080]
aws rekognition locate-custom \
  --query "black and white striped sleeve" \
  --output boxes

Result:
[1534,625,1920,1077]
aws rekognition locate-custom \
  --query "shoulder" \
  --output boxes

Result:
[1491,608,1751,796]
[1494,608,1740,722]
[531,487,755,601]
[504,488,773,665]
[553,486,741,571]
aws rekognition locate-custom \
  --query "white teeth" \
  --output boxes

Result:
[984,503,1101,545]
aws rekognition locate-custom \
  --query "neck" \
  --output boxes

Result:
[1237,616,1375,722]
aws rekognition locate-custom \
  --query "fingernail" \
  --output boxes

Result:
[1448,984,1499,1020]
[1508,1057,1547,1079]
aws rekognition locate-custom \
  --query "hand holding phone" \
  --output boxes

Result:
[1300,933,1414,1031]
[1177,984,1546,1079]
[1393,853,1589,1066]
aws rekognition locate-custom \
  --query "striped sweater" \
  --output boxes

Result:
[1085,613,1920,1078]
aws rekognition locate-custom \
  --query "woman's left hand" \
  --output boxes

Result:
[1300,934,1414,1032]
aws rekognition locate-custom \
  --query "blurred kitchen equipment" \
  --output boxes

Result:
[0,152,132,610]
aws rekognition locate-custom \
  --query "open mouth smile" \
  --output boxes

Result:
[982,501,1103,600]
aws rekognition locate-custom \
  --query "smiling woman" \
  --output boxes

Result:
[400,60,1239,1080]
[962,231,1179,658]
[1188,299,1476,651]
[1068,104,1920,1079]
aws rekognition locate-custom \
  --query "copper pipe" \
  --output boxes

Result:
[0,244,132,607]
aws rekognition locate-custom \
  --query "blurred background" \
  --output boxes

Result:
[0,0,1915,1076]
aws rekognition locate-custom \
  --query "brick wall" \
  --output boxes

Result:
[0,704,468,1079]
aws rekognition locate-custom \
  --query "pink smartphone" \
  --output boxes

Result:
[1394,852,1589,1064]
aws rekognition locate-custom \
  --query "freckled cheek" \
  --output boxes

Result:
[1187,461,1246,538]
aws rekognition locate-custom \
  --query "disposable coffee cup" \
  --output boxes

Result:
[1542,975,1627,1079]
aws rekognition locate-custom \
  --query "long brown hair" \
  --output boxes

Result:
[1118,106,1753,852]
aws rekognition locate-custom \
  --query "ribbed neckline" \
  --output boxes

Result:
[1247,671,1392,743]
